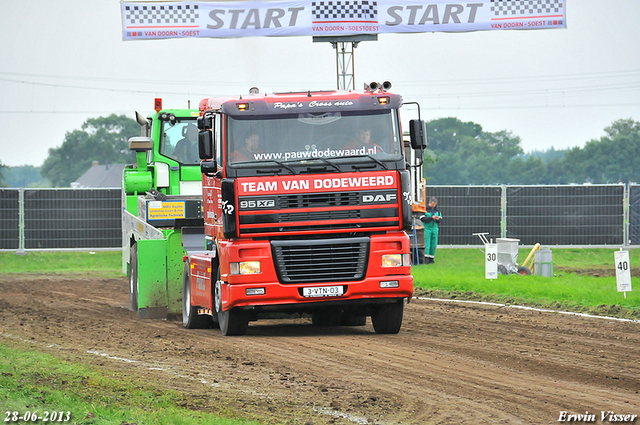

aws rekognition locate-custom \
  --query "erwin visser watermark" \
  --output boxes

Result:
[558,411,637,422]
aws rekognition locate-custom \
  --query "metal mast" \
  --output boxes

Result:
[313,35,378,91]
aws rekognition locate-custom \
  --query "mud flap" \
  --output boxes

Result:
[136,239,168,318]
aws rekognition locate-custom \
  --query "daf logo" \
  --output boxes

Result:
[363,193,397,203]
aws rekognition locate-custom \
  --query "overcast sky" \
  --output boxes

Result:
[1,0,639,167]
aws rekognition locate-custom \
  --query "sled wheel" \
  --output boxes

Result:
[517,266,532,276]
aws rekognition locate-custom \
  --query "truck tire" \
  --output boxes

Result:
[182,262,211,329]
[214,271,248,336]
[129,244,138,312]
[371,299,404,334]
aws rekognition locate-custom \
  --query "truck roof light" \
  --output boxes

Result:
[154,98,162,112]
[237,103,249,111]
[378,96,390,105]
[159,112,177,123]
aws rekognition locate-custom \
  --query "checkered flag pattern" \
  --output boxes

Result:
[490,0,563,16]
[312,1,378,22]
[124,4,199,25]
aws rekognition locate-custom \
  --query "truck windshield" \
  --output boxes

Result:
[159,118,199,165]
[227,109,401,165]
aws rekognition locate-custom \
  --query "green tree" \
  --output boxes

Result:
[425,118,536,184]
[3,165,51,188]
[0,161,7,187]
[41,114,138,187]
[561,118,640,183]
[423,116,640,185]
[603,117,640,139]
[481,129,523,159]
[426,117,482,153]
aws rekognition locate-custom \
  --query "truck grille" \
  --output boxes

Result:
[272,238,369,284]
[237,190,399,235]
[279,192,359,208]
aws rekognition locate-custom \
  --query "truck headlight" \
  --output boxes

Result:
[230,261,261,275]
[382,254,401,267]
[382,254,410,267]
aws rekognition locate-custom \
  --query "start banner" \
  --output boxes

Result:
[121,0,566,40]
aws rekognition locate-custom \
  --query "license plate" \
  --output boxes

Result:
[302,286,344,298]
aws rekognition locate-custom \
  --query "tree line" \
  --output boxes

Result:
[1,115,639,187]
[424,117,640,185]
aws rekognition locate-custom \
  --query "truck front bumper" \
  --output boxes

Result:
[219,275,413,311]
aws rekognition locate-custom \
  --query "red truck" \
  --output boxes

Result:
[183,84,426,335]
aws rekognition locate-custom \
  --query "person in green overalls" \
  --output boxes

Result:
[420,197,443,264]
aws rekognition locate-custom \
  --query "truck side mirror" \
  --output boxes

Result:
[197,114,213,130]
[128,136,153,152]
[409,119,427,150]
[200,160,219,178]
[198,130,213,160]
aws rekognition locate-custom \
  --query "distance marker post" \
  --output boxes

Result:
[485,242,498,280]
[614,249,632,299]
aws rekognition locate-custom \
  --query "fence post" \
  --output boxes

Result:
[500,185,507,238]
[17,188,25,254]
[624,183,629,247]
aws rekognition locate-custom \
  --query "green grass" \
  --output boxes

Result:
[413,248,640,319]
[0,343,258,425]
[0,251,122,276]
[2,249,638,318]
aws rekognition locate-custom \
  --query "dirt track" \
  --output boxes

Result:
[1,274,639,424]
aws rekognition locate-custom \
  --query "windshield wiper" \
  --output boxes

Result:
[283,157,341,172]
[273,160,297,174]
[235,160,297,175]
[345,155,388,170]
[311,157,341,172]
[270,158,341,173]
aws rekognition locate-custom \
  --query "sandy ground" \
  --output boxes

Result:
[1,274,639,424]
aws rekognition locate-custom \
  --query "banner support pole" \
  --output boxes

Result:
[313,35,378,91]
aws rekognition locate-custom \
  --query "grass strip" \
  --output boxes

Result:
[0,252,122,276]
[413,248,640,319]
[0,342,258,425]
[2,248,639,318]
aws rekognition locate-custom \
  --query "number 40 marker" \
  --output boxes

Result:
[615,250,632,298]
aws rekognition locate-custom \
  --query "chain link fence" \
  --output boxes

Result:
[429,184,633,246]
[0,188,121,251]
[1,185,639,251]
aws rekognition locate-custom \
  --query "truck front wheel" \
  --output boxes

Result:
[182,262,211,329]
[371,299,405,334]
[214,273,248,336]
